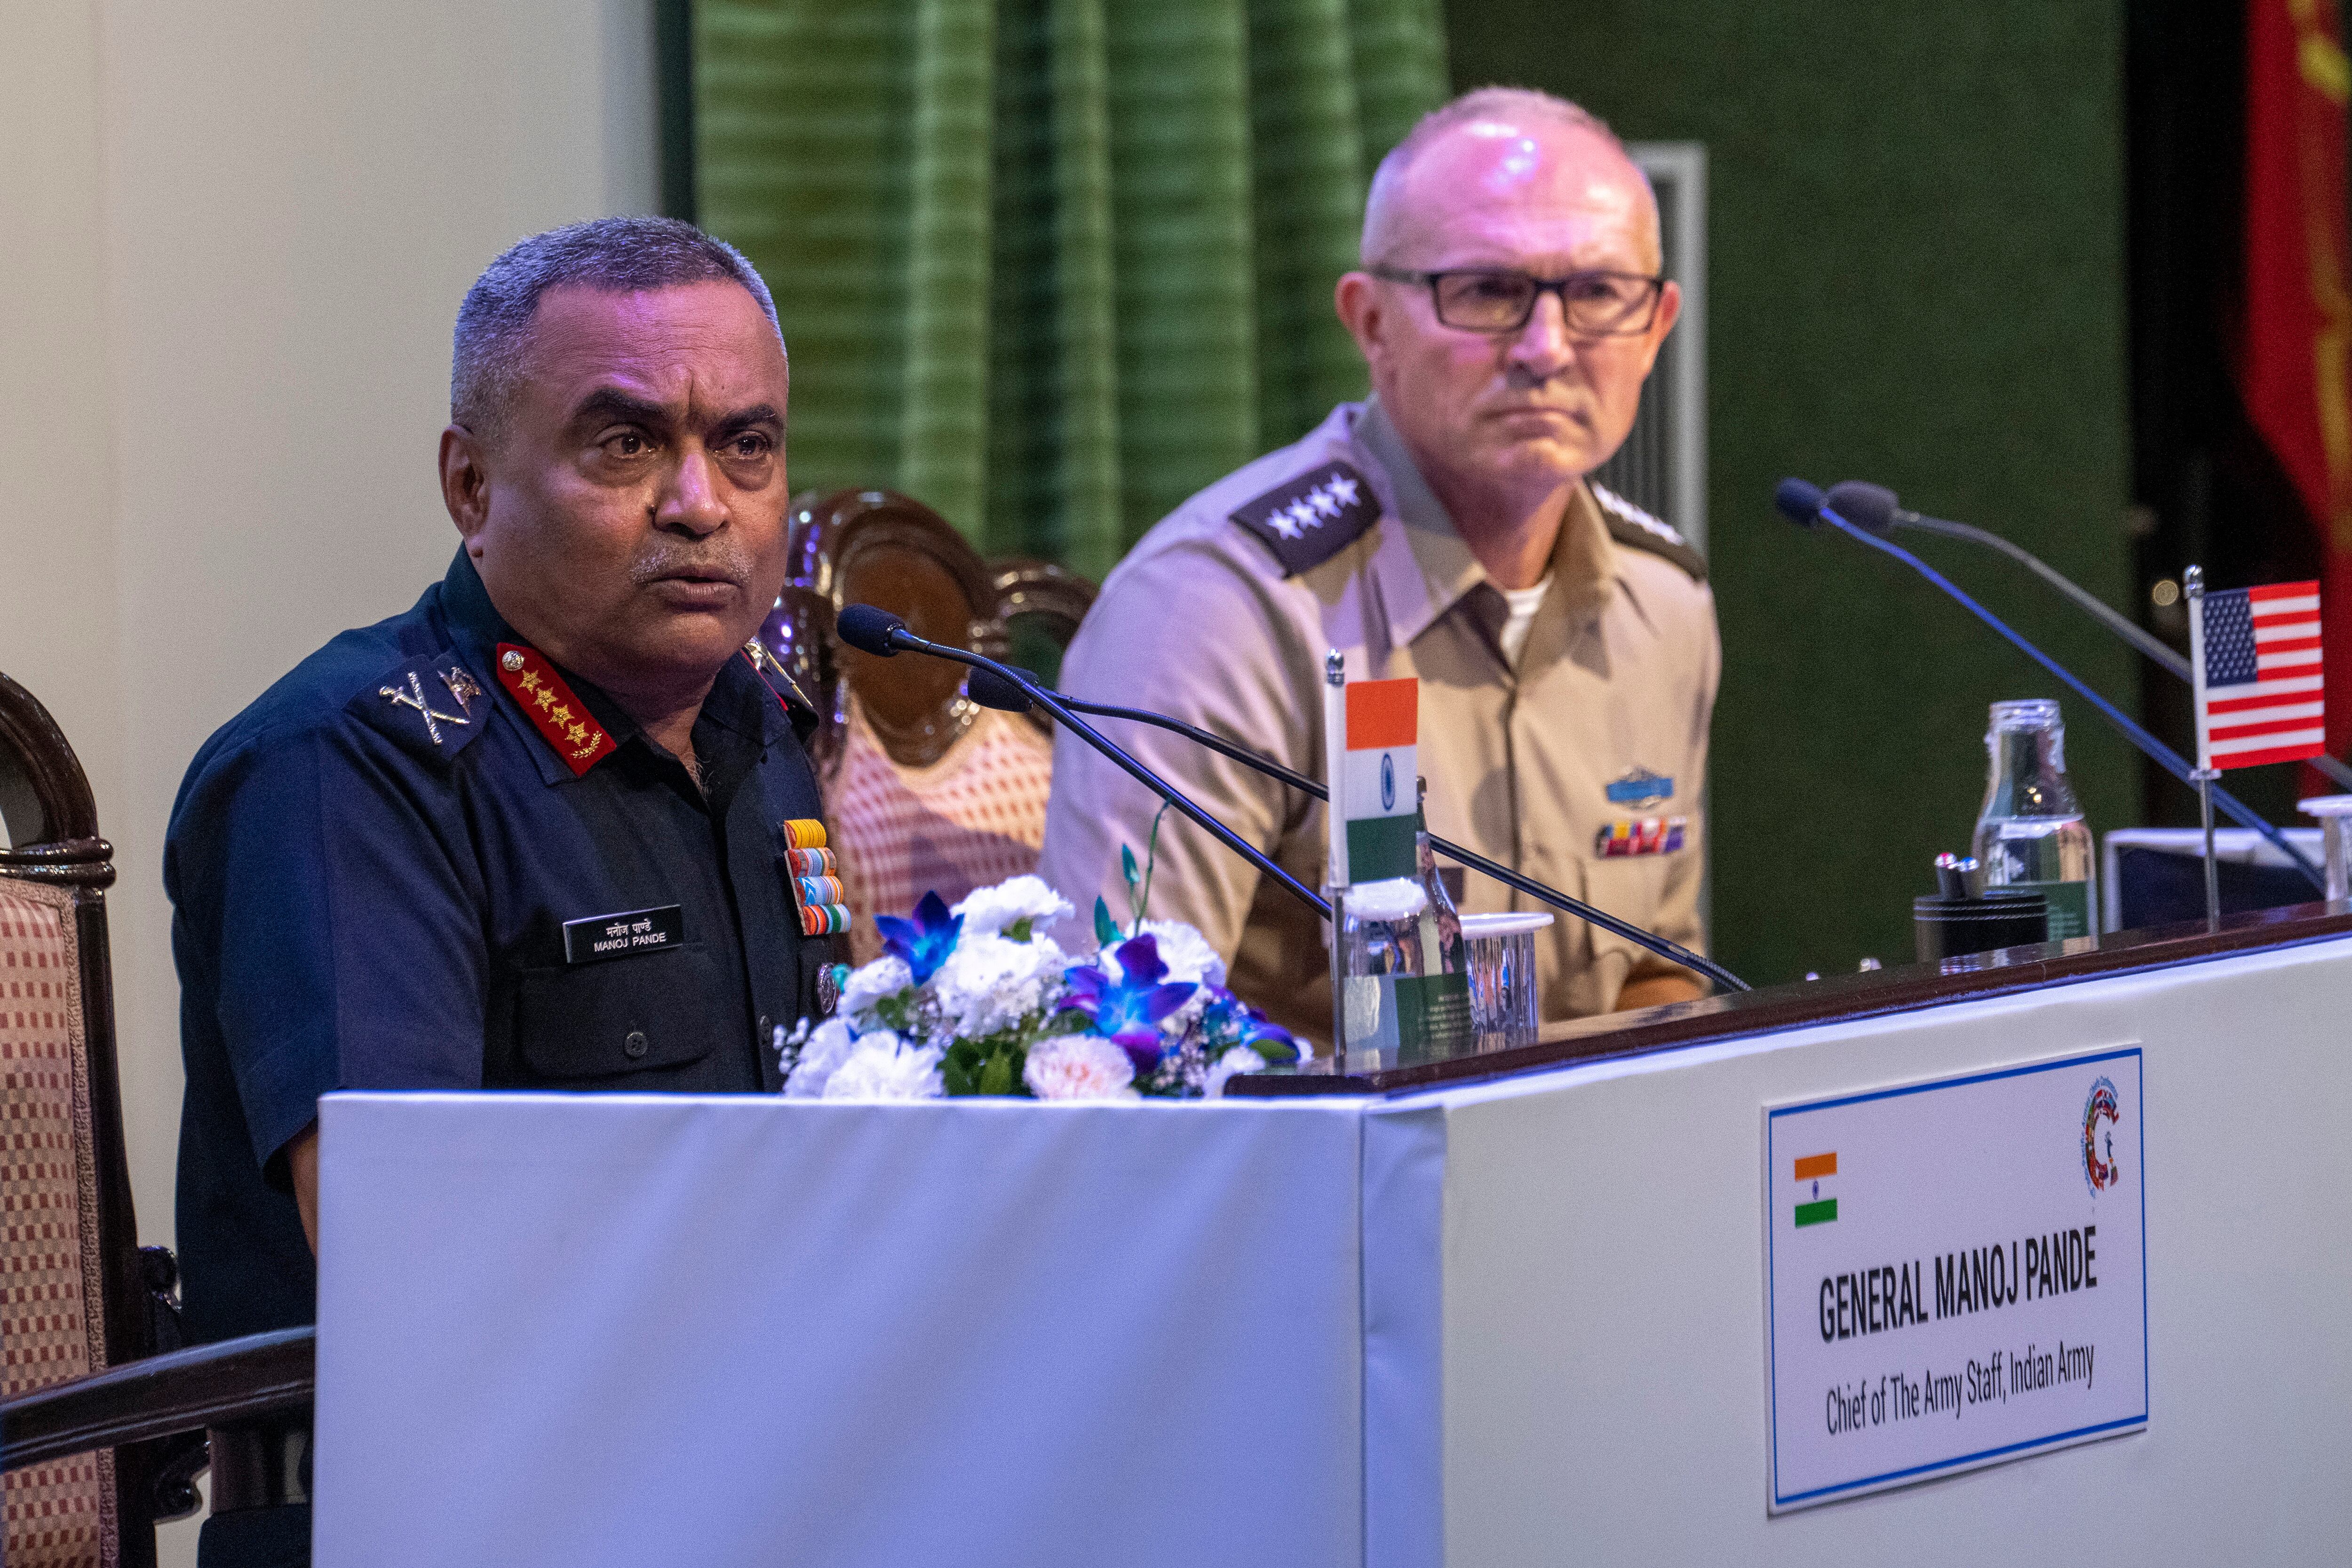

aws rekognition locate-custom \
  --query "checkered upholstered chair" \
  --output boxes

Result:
[0,670,313,1567]
[759,489,1098,964]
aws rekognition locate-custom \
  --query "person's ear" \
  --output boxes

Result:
[1335,271,1387,372]
[441,425,492,549]
[1630,278,1682,380]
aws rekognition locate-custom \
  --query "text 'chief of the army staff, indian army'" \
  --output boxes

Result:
[167,217,831,1568]
[1039,88,1721,1045]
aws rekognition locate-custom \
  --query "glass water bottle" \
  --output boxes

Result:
[1971,699,2097,940]
[1338,779,1472,1065]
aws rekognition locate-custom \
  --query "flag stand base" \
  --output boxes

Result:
[2193,766,2222,932]
[1324,883,1348,1075]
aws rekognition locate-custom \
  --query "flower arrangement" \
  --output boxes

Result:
[776,866,1300,1102]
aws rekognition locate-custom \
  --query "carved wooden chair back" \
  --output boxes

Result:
[0,671,167,1568]
[758,489,1097,962]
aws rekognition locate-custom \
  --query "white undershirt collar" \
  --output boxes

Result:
[1497,576,1552,667]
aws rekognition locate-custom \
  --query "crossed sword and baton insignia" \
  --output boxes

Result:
[377,666,480,746]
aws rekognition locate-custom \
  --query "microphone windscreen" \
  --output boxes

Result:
[966,665,1036,714]
[1772,477,1827,526]
[836,603,907,656]
[1824,480,1902,535]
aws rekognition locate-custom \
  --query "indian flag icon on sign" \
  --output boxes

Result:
[1794,1152,1837,1227]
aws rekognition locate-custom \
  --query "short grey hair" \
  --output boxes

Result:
[451,215,783,441]
[1360,87,1636,266]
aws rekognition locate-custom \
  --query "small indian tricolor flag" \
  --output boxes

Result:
[1794,1152,1838,1227]
[1324,675,1418,886]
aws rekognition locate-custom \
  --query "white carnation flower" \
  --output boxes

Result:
[1204,1045,1268,1100]
[838,955,913,1019]
[1022,1035,1140,1101]
[951,875,1074,940]
[821,1031,946,1100]
[783,1016,859,1099]
[930,932,1068,1041]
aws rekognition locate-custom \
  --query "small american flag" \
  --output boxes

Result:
[2191,580,2326,770]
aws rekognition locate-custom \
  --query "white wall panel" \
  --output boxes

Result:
[0,5,658,1557]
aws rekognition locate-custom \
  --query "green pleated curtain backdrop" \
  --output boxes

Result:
[694,0,1449,578]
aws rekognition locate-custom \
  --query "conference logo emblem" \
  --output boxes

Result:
[2081,1076,2122,1196]
[1794,1151,1837,1227]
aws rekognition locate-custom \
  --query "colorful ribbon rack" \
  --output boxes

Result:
[781,819,852,936]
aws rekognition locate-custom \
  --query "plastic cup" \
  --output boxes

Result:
[1461,911,1554,1049]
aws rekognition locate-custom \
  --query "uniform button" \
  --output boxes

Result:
[757,1014,772,1039]
[624,1029,649,1060]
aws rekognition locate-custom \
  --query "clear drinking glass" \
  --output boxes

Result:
[1971,698,2097,940]
[1461,911,1553,1050]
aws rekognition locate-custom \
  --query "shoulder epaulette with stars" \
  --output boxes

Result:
[495,644,618,776]
[1592,482,1707,582]
[1231,460,1381,576]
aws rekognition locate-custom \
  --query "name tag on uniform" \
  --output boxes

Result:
[562,904,685,964]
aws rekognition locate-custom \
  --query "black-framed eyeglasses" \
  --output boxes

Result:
[1368,264,1666,337]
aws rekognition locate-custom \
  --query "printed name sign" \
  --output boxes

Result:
[1764,1049,2147,1512]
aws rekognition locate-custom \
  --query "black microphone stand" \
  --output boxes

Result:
[836,609,1330,921]
[1825,480,2352,793]
[964,667,1750,994]
[1776,481,2325,892]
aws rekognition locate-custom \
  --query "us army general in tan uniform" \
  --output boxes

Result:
[1038,87,1720,1044]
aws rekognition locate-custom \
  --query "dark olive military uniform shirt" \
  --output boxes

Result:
[169,549,830,1346]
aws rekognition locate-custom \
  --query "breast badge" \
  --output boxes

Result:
[1596,816,1687,857]
[781,819,852,936]
[1605,766,1675,808]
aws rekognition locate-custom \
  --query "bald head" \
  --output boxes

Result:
[1333,86,1681,567]
[1360,87,1659,271]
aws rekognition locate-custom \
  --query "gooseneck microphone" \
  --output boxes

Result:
[834,604,1329,919]
[1775,479,2325,891]
[957,654,1750,992]
[1820,479,2352,794]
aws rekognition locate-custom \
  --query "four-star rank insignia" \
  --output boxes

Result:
[1231,460,1380,577]
[495,643,617,776]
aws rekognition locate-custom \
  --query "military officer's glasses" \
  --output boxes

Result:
[1369,264,1666,337]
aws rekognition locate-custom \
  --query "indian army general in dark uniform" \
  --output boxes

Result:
[169,214,816,1567]
[169,548,833,1349]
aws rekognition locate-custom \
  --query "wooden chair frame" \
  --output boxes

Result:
[763,487,1097,776]
[0,671,315,1564]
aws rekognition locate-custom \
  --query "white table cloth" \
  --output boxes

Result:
[317,926,2352,1565]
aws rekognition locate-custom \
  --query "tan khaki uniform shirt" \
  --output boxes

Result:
[1038,398,1721,1044]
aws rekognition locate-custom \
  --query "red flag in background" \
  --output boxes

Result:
[2241,0,2352,780]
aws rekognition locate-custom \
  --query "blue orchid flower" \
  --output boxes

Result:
[1201,987,1301,1065]
[1060,933,1198,1074]
[873,890,962,984]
